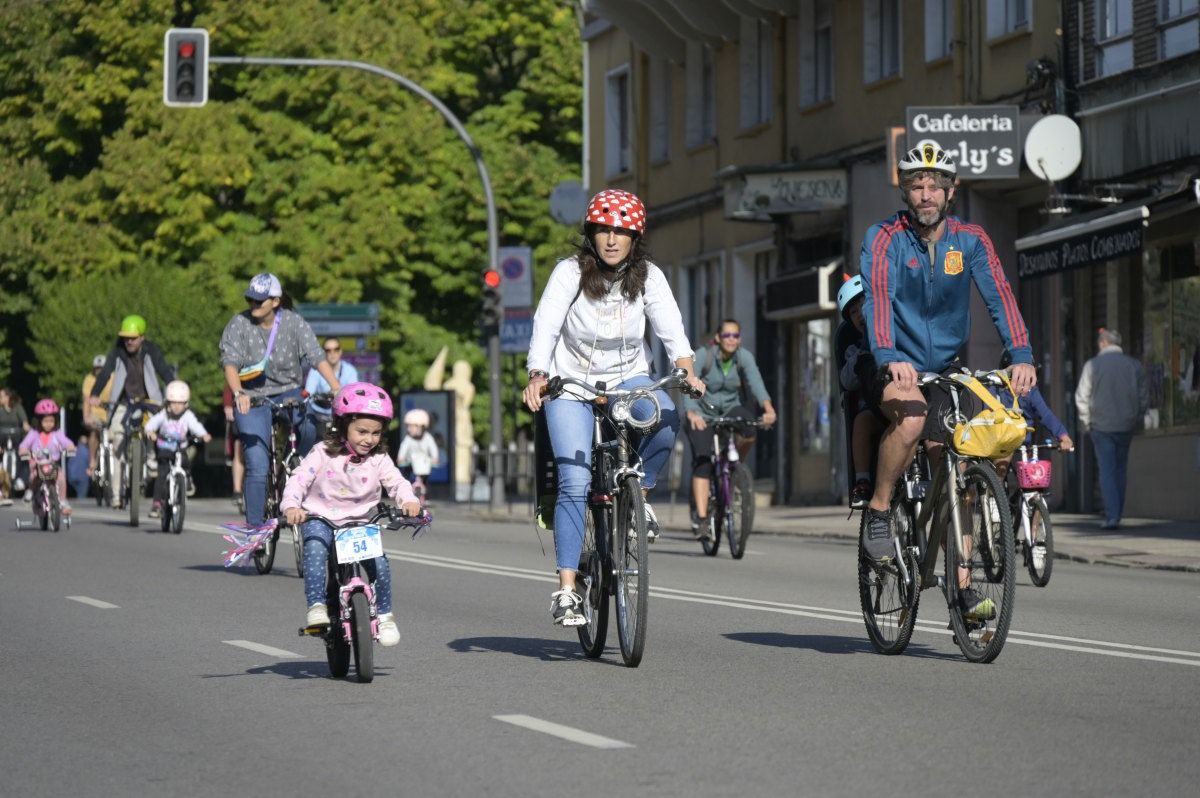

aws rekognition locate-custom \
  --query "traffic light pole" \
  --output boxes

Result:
[208,55,506,507]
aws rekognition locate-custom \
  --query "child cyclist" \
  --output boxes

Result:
[396,408,439,501]
[281,382,420,647]
[145,381,212,518]
[19,399,77,516]
[834,276,885,508]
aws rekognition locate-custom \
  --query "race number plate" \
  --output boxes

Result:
[334,524,383,564]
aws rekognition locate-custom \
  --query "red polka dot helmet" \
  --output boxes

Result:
[584,189,646,236]
[333,382,393,421]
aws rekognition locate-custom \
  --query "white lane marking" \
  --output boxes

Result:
[68,511,1200,668]
[66,595,119,609]
[222,640,302,659]
[493,715,633,749]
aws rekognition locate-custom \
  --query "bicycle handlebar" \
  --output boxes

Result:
[693,398,769,429]
[543,367,700,402]
[291,502,433,532]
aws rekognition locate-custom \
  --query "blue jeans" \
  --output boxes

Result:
[234,388,302,527]
[544,374,680,572]
[302,518,393,614]
[298,410,329,458]
[1091,430,1132,524]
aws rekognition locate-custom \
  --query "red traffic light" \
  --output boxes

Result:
[483,270,501,289]
[178,41,195,59]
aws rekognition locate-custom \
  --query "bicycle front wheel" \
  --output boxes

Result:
[858,498,920,655]
[127,441,141,527]
[946,461,1015,664]
[699,490,720,556]
[171,473,186,534]
[577,503,610,659]
[49,487,61,532]
[291,523,305,578]
[613,477,648,667]
[253,527,278,574]
[1024,495,1054,587]
[350,591,374,683]
[726,465,754,559]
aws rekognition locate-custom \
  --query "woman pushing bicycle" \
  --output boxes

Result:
[280,382,421,647]
[522,189,705,627]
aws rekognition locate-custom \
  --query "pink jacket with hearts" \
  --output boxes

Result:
[280,446,417,525]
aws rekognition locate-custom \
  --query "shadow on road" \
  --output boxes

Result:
[202,660,392,681]
[180,564,298,579]
[724,631,951,660]
[447,636,623,665]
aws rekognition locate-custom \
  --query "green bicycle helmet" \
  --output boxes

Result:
[118,314,147,338]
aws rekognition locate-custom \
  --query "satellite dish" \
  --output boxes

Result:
[1023,115,1082,182]
[549,181,588,226]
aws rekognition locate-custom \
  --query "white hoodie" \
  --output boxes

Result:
[526,257,692,392]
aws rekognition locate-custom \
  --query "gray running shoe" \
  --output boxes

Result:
[550,588,586,627]
[862,508,895,562]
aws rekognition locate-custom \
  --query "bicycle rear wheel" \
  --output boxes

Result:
[171,474,186,534]
[1024,495,1054,587]
[127,441,141,527]
[946,461,1015,663]
[350,590,375,683]
[858,497,920,655]
[577,503,610,658]
[614,477,648,667]
[726,465,754,559]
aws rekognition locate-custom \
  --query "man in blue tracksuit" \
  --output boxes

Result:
[858,142,1037,621]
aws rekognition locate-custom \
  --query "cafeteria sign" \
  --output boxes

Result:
[906,105,1020,179]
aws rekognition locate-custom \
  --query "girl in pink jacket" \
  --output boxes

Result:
[281,382,419,647]
[19,398,76,516]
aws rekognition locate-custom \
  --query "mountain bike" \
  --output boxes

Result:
[158,436,204,535]
[1007,439,1065,588]
[542,368,697,668]
[117,400,158,528]
[693,400,762,559]
[297,504,432,683]
[250,396,305,576]
[858,369,1017,664]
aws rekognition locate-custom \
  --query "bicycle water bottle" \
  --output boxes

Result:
[727,438,739,463]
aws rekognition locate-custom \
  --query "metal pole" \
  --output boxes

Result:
[209,56,505,505]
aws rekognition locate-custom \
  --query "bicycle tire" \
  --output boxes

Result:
[699,489,720,556]
[726,465,754,559]
[858,497,920,655]
[37,487,49,530]
[350,591,374,683]
[253,526,279,574]
[1024,495,1054,587]
[327,624,351,679]
[127,440,141,528]
[253,456,282,574]
[171,473,186,534]
[614,476,648,667]
[49,487,61,532]
[577,504,610,658]
[946,461,1015,664]
[291,524,304,578]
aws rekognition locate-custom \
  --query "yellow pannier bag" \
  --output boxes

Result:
[948,371,1029,459]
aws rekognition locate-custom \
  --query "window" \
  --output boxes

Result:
[686,42,716,148]
[925,0,954,61]
[683,257,724,343]
[1161,0,1200,59]
[986,0,1031,38]
[864,0,902,84]
[604,66,631,176]
[1140,239,1200,429]
[798,0,833,106]
[739,16,774,128]
[1096,0,1134,77]
[648,57,671,163]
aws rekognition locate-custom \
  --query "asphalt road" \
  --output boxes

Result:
[2,498,1197,797]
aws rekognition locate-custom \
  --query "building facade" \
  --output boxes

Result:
[581,1,1199,515]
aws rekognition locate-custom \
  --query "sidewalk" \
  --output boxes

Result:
[462,497,1200,574]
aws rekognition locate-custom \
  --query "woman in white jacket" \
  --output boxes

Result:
[522,189,705,627]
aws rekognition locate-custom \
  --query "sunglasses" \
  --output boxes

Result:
[719,332,741,340]
[324,346,341,353]
[247,297,267,307]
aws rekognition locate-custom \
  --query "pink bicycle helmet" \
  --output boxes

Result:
[34,398,59,416]
[333,382,393,421]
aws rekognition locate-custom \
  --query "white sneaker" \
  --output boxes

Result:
[643,502,660,542]
[23,489,32,503]
[1031,545,1047,570]
[377,613,400,646]
[305,603,330,627]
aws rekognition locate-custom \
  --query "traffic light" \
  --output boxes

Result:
[481,269,502,333]
[163,28,209,107]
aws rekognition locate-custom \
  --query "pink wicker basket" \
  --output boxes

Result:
[1015,459,1052,490]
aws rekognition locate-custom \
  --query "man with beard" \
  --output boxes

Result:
[856,143,1035,618]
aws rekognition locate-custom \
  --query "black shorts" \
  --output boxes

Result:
[868,365,980,445]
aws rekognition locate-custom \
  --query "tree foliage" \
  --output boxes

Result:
[0,0,582,438]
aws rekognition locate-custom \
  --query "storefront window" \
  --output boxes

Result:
[797,318,833,453]
[1141,242,1200,429]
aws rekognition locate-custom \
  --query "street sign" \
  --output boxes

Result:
[307,320,380,336]
[498,246,532,309]
[905,105,1020,179]
[296,303,379,320]
[501,308,533,354]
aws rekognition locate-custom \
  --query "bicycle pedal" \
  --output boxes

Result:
[299,624,329,636]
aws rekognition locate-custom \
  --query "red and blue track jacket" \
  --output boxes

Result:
[859,212,1032,374]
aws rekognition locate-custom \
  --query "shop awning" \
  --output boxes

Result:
[1014,204,1148,279]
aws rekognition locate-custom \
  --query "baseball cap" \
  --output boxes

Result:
[93,354,106,368]
[245,273,283,301]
